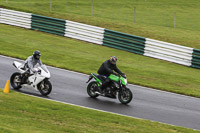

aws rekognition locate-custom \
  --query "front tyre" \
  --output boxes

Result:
[10,72,22,90]
[118,88,132,104]
[37,80,52,96]
[87,81,99,98]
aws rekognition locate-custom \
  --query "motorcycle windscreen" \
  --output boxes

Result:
[120,77,127,85]
[39,65,50,78]
[41,65,49,73]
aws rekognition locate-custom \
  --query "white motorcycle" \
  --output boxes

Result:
[10,61,52,96]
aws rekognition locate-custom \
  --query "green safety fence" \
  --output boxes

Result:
[31,14,66,36]
[103,29,146,55]
[191,49,200,69]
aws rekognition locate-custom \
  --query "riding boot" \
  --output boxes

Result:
[21,76,27,84]
[99,85,105,95]
[21,73,28,84]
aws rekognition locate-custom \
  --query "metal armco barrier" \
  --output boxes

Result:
[0,8,200,69]
[144,38,193,66]
[31,14,66,36]
[192,49,200,69]
[103,29,145,55]
[65,20,105,45]
[0,8,32,28]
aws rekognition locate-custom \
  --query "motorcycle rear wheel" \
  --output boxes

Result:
[118,88,132,104]
[87,81,99,98]
[10,72,22,90]
[37,80,52,96]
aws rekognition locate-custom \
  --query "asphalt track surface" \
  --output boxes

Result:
[0,55,200,131]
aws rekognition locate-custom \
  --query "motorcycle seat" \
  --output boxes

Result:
[92,73,107,81]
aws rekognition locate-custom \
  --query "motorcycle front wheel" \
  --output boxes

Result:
[10,72,22,90]
[87,81,99,98]
[118,88,133,104]
[37,80,52,96]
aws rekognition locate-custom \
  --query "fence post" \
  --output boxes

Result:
[134,7,136,23]
[174,12,176,28]
[50,0,52,12]
[91,0,94,16]
[102,2,104,14]
[76,0,79,8]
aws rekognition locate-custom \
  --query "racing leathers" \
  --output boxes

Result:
[24,55,43,72]
[21,55,43,84]
[97,60,123,92]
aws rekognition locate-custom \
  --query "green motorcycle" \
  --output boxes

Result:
[86,73,133,104]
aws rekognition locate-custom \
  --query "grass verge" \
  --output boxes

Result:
[0,1,200,48]
[0,24,200,98]
[0,89,199,133]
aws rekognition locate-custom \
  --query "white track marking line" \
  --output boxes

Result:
[18,91,198,131]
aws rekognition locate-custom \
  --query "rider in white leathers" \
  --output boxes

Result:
[25,50,43,72]
[21,50,43,84]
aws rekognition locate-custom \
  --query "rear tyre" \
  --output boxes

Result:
[37,80,52,96]
[87,81,99,98]
[10,72,22,90]
[118,88,132,104]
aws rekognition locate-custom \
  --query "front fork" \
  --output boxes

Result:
[39,81,45,89]
[39,79,50,89]
[119,85,127,94]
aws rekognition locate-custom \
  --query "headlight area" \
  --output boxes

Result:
[124,79,127,85]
